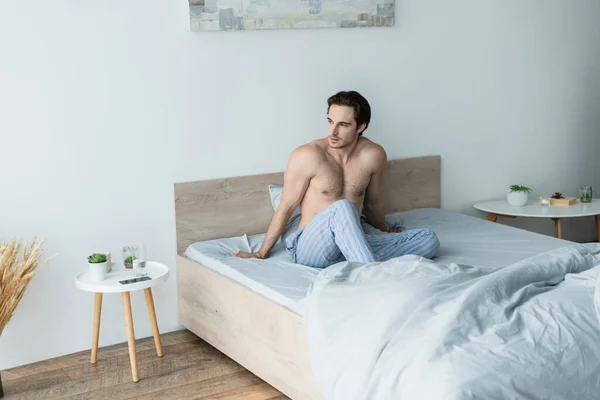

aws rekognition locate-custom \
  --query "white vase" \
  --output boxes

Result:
[507,190,528,206]
[89,262,107,282]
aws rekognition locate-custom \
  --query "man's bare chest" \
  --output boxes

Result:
[312,162,372,199]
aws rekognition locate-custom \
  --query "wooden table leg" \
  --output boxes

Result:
[122,292,139,383]
[552,218,563,239]
[91,293,102,364]
[487,213,517,222]
[144,288,163,357]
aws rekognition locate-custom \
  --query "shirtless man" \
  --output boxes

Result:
[234,91,440,268]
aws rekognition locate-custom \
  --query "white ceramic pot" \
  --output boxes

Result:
[89,262,107,282]
[102,252,112,273]
[507,190,528,206]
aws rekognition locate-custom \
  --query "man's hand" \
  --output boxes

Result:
[233,251,265,259]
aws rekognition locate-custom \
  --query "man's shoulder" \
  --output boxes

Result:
[290,140,327,160]
[358,138,387,163]
[287,141,326,166]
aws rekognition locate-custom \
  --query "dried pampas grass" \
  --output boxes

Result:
[0,237,55,336]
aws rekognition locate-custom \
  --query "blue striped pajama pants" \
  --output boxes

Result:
[285,199,440,269]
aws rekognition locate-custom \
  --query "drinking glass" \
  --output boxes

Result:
[132,244,147,277]
[581,186,593,203]
[122,245,135,269]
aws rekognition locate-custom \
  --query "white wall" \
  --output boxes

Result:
[1,0,599,369]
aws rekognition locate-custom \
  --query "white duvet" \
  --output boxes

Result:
[304,243,600,400]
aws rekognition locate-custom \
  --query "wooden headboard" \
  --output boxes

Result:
[174,155,441,255]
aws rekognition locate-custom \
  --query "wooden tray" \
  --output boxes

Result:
[538,197,578,206]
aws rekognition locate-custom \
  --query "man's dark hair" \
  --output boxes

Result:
[327,91,371,136]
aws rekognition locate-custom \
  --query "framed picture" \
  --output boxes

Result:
[189,0,394,31]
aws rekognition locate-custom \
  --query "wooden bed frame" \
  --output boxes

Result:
[174,155,441,399]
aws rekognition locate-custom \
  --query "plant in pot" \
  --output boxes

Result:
[122,245,137,269]
[87,253,107,282]
[124,255,136,269]
[580,186,593,203]
[507,185,532,206]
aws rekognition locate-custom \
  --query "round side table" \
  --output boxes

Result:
[75,261,169,382]
[474,199,600,240]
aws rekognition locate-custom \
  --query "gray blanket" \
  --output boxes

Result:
[304,243,600,400]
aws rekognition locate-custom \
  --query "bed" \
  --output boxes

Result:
[174,155,441,399]
[174,155,600,399]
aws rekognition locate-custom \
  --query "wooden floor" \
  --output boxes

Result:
[1,329,289,400]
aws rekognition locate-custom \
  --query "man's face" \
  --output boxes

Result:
[327,105,365,149]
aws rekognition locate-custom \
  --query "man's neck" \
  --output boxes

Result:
[326,140,359,165]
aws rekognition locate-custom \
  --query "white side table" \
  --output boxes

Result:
[474,199,600,240]
[75,261,169,382]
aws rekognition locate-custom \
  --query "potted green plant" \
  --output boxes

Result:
[581,186,593,203]
[88,253,107,282]
[545,191,577,206]
[124,255,136,269]
[507,185,532,206]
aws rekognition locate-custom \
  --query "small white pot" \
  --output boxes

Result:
[89,262,107,282]
[507,190,528,206]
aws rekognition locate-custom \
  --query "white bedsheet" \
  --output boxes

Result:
[184,208,574,315]
[185,230,319,314]
[304,243,600,400]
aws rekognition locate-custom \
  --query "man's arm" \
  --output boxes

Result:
[234,146,318,259]
[362,146,394,232]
